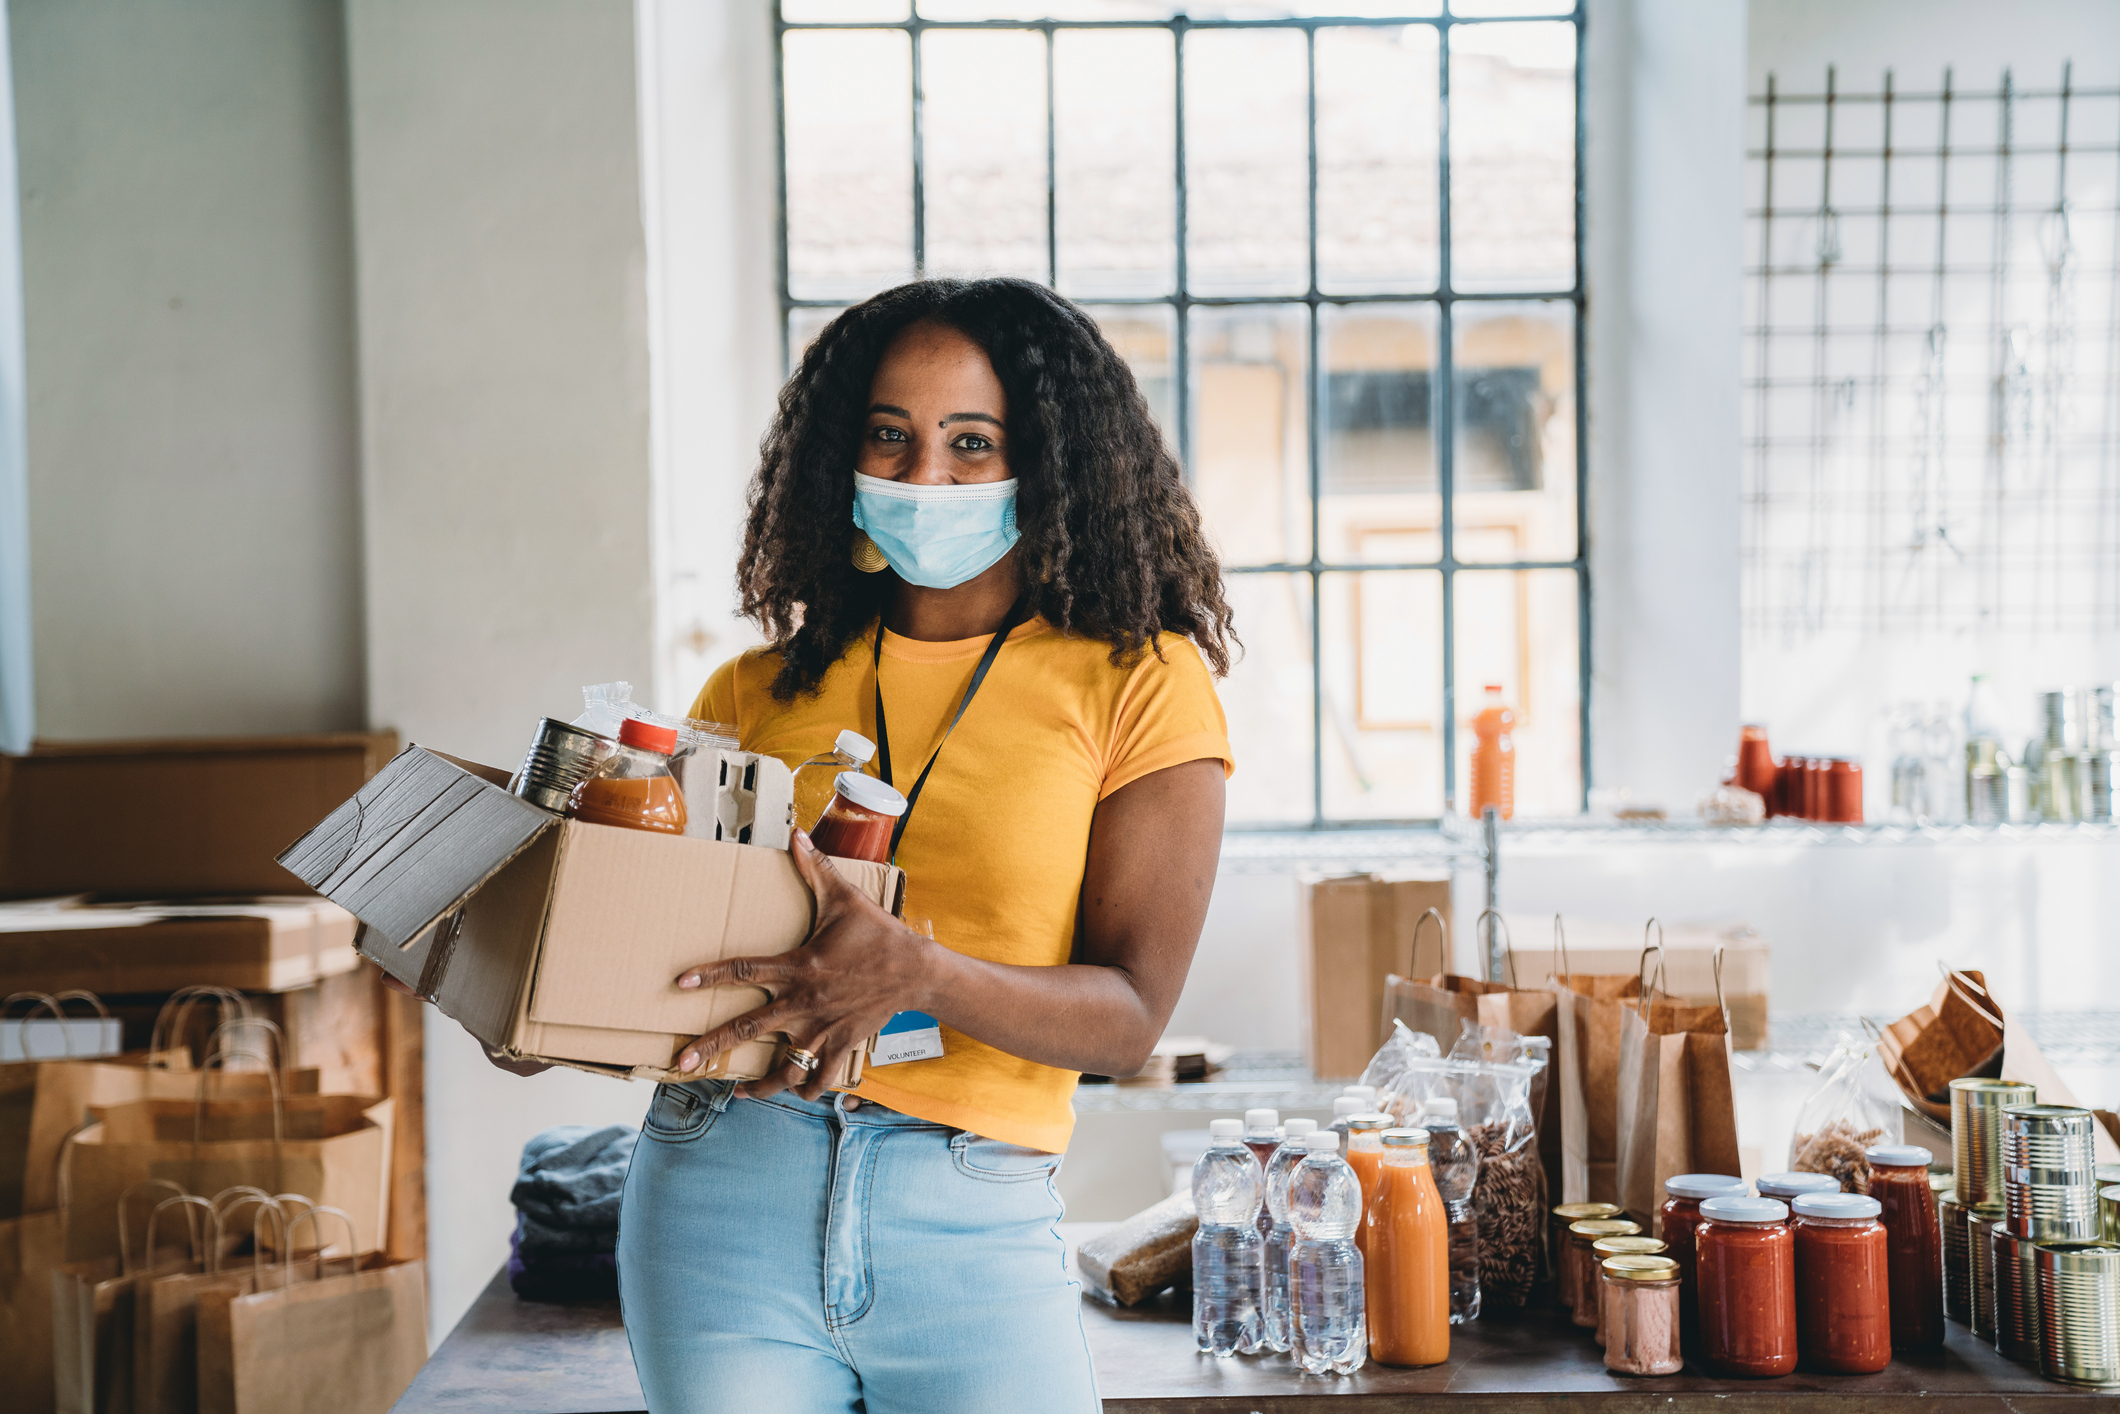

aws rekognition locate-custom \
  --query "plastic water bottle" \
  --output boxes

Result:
[1192,1118,1264,1357]
[1261,1117,1317,1353]
[791,729,876,831]
[1328,1094,1370,1145]
[1420,1097,1482,1324]
[1288,1130,1368,1375]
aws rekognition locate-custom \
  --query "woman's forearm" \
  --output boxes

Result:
[912,944,1167,1077]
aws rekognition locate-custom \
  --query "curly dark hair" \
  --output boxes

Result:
[738,278,1235,699]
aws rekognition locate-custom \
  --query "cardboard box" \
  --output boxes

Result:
[0,732,398,901]
[0,897,359,994]
[1503,915,1771,1052]
[278,747,903,1084]
[1301,875,1454,1080]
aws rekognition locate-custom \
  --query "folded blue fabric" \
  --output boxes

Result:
[510,1124,637,1233]
[508,1214,618,1303]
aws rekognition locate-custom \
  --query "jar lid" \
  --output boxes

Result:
[1554,1202,1624,1221]
[1381,1128,1431,1148]
[1592,1236,1667,1256]
[618,717,679,754]
[832,771,908,817]
[1793,1192,1881,1219]
[1603,1255,1680,1282]
[1756,1171,1841,1199]
[1700,1195,1788,1223]
[1864,1144,1933,1167]
[1345,1113,1394,1132]
[1570,1218,1643,1239]
[1665,1173,1748,1200]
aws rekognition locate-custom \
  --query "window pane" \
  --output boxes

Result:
[1055,30,1175,298]
[1448,22,1575,293]
[1189,304,1311,566]
[921,31,1049,281]
[787,307,849,376]
[1320,302,1440,564]
[785,31,914,301]
[1184,29,1308,297]
[1085,304,1178,445]
[1452,300,1577,561]
[918,1,1438,13]
[785,0,907,19]
[1221,573,1316,826]
[1452,568,1580,818]
[1317,26,1439,295]
[1448,0,1569,14]
[1321,570,1445,819]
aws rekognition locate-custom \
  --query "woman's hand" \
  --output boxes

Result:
[672,830,939,1103]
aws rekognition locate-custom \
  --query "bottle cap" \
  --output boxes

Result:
[1283,1118,1318,1138]
[1699,1195,1788,1223]
[834,729,876,764]
[1209,1118,1243,1140]
[618,717,679,754]
[1345,1113,1393,1132]
[1756,1171,1840,1200]
[1341,1085,1376,1102]
[832,771,908,817]
[1381,1128,1431,1148]
[1420,1097,1458,1122]
[1665,1173,1748,1200]
[1245,1108,1279,1131]
[1303,1131,1340,1152]
[1864,1144,1934,1167]
[1331,1096,1368,1118]
[1793,1192,1881,1220]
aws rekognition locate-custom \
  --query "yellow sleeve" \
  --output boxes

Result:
[1099,635,1237,800]
[689,654,746,734]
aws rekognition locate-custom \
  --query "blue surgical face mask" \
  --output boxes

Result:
[851,473,1020,589]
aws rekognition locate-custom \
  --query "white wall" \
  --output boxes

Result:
[13,0,364,739]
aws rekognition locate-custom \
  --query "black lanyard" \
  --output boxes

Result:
[872,598,1027,861]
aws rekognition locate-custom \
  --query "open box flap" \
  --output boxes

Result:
[277,746,555,949]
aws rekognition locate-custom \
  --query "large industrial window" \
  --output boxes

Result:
[776,1,1587,826]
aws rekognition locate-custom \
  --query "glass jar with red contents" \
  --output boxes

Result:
[1866,1143,1944,1351]
[808,771,907,864]
[1735,725,1778,805]
[1826,759,1864,823]
[1696,1195,1797,1378]
[1791,1191,1891,1373]
[1658,1174,1747,1344]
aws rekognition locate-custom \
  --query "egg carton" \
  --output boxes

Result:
[679,749,793,851]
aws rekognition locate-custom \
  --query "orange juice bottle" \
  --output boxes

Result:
[1469,684,1515,821]
[1366,1127,1451,1367]
[1343,1114,1390,1265]
[567,718,688,835]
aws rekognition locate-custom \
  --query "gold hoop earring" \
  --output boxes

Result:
[851,531,887,574]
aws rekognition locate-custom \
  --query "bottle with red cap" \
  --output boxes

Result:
[567,717,689,835]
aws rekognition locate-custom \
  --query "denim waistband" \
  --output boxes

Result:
[675,1080,950,1131]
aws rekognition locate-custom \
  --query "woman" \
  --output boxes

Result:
[616,277,1236,1413]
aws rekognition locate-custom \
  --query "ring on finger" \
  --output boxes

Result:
[784,1045,821,1074]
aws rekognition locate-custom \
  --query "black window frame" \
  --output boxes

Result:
[773,1,1591,827]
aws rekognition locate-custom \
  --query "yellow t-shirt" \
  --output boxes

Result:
[691,617,1234,1152]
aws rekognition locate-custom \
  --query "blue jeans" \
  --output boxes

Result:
[617,1081,1100,1413]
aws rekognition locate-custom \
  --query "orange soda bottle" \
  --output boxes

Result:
[1469,684,1515,821]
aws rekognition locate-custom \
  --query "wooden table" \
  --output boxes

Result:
[394,1228,2095,1412]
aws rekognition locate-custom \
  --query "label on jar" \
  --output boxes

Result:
[871,1010,944,1065]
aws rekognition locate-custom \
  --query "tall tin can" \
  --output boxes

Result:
[1953,1078,2036,1207]
[2101,1185,2120,1245]
[1940,1192,1972,1323]
[2004,1104,2102,1240]
[1993,1224,2045,1364]
[1967,1205,2002,1340]
[2035,1242,2120,1388]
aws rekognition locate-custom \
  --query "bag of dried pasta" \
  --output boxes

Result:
[1427,1051,1546,1308]
[1358,1020,1443,1125]
[1787,1035,1903,1193]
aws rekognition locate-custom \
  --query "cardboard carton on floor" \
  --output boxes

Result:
[278,747,902,1085]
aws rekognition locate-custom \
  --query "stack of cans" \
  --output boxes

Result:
[1947,1079,2033,1337]
[1995,1103,2118,1386]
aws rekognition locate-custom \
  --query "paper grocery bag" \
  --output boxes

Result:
[1544,918,1646,1206]
[1614,956,1741,1231]
[1301,876,1452,1079]
[65,1097,392,1262]
[195,1256,427,1414]
[0,1204,66,1413]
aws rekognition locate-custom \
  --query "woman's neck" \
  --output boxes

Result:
[884,550,1026,642]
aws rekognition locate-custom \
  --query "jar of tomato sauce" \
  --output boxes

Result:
[1696,1195,1797,1378]
[1659,1173,1747,1343]
[1791,1191,1891,1373]
[807,772,907,865]
[1866,1144,1944,1351]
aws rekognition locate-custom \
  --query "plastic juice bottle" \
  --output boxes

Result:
[1469,684,1515,821]
[792,729,876,831]
[1261,1117,1318,1354]
[567,718,688,834]
[1191,1118,1265,1357]
[1287,1131,1369,1375]
[1366,1128,1451,1367]
[1343,1115,1391,1264]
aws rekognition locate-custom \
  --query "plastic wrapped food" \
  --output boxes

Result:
[1788,1038,1902,1193]
[1076,1190,1197,1306]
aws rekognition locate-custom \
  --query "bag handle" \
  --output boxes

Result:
[219,1196,290,1284]
[193,1052,286,1197]
[117,1179,191,1275]
[1712,943,1731,1035]
[207,1016,287,1076]
[1413,907,1449,978]
[1937,964,2005,1031]
[1552,914,1571,983]
[2,990,80,1059]
[144,1193,214,1276]
[1476,909,1517,987]
[151,986,253,1068]
[285,1204,361,1283]
[1638,919,1669,1001]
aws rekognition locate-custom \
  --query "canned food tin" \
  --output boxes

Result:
[2003,1103,2101,1180]
[1953,1079,2037,1206]
[2035,1242,2120,1388]
[2007,1180,2103,1241]
[1967,1204,2001,1339]
[2086,750,2116,822]
[1994,1224,2045,1365]
[511,717,618,813]
[2102,1185,2119,1245]
[1941,1193,1972,1324]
